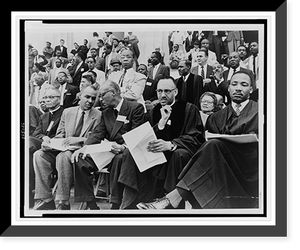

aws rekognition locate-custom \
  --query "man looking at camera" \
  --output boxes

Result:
[108,77,205,209]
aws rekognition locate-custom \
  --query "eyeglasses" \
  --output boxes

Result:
[156,88,176,95]
[201,100,214,104]
[43,95,60,99]
[99,89,114,98]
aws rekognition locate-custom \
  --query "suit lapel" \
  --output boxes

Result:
[109,100,129,140]
[80,108,97,137]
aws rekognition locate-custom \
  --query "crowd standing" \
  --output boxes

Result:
[28,30,260,210]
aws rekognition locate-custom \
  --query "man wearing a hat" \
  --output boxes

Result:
[108,58,123,83]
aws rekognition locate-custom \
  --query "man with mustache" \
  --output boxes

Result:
[137,71,259,210]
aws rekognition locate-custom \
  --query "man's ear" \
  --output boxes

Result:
[250,86,253,94]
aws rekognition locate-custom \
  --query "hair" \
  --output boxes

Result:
[194,40,201,46]
[237,44,247,51]
[138,63,148,70]
[180,59,192,68]
[151,51,162,62]
[76,51,85,60]
[105,44,113,50]
[157,76,176,87]
[82,74,95,84]
[199,47,208,57]
[93,32,99,37]
[97,39,104,44]
[60,39,65,42]
[105,79,121,96]
[86,55,96,63]
[45,85,61,96]
[200,92,218,111]
[81,83,98,92]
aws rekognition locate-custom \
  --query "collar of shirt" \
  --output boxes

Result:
[75,107,91,126]
[183,73,190,81]
[49,105,61,115]
[231,99,249,113]
[115,97,124,113]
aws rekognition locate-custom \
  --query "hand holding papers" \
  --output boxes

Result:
[84,140,115,170]
[49,138,81,151]
[205,131,258,143]
[122,122,167,172]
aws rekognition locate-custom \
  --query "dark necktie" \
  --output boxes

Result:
[118,69,127,87]
[74,111,85,137]
[114,109,118,118]
[201,66,205,79]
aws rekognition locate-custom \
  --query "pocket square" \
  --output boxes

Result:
[124,119,130,124]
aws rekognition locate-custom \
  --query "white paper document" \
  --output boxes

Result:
[205,131,259,144]
[50,138,81,151]
[85,140,115,170]
[122,122,167,172]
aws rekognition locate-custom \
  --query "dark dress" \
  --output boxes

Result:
[176,100,259,208]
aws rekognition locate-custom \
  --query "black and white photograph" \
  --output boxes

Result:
[7,7,288,238]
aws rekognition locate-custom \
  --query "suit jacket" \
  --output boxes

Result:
[191,64,214,79]
[85,99,145,145]
[175,73,204,109]
[203,77,231,105]
[143,64,170,101]
[55,106,101,139]
[62,83,79,109]
[223,67,256,90]
[70,62,89,88]
[117,68,147,109]
[32,106,64,140]
[54,45,68,59]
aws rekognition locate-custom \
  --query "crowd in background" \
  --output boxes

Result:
[27,29,260,210]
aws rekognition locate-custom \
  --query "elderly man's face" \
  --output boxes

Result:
[120,50,134,69]
[156,79,178,106]
[228,52,240,69]
[177,61,190,76]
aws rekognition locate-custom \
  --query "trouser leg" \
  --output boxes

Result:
[33,150,57,200]
[55,150,73,202]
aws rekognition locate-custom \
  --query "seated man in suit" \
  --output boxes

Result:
[29,87,64,208]
[143,51,170,110]
[55,71,79,109]
[104,77,205,209]
[33,85,101,210]
[137,71,258,210]
[176,59,204,109]
[48,58,73,85]
[71,80,145,210]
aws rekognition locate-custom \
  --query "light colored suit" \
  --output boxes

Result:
[117,68,147,111]
[33,106,102,203]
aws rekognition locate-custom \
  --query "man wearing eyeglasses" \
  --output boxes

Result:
[32,85,101,210]
[71,80,145,210]
[29,86,64,208]
[106,77,205,209]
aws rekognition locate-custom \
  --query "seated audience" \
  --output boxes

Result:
[169,44,185,69]
[54,39,68,59]
[43,41,54,60]
[85,56,106,86]
[137,71,258,210]
[56,71,78,108]
[71,80,145,210]
[48,58,72,85]
[29,87,64,208]
[29,72,51,108]
[96,76,205,209]
[200,38,218,66]
[70,52,89,88]
[32,85,101,210]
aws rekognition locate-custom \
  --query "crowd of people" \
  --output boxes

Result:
[28,29,260,210]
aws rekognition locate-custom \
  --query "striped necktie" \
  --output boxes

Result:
[201,65,205,79]
[235,103,241,116]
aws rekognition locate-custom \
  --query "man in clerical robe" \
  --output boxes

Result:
[112,77,205,209]
[137,71,259,210]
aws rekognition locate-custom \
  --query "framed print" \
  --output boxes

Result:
[6,3,287,237]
